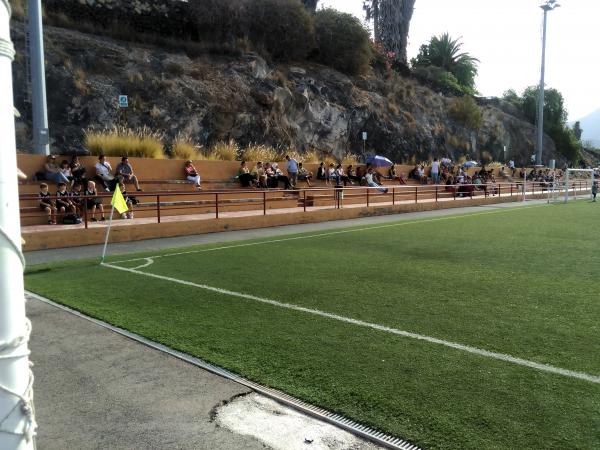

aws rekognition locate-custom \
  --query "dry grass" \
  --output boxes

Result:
[241,144,279,162]
[73,68,90,95]
[85,126,165,159]
[342,153,360,165]
[205,140,239,161]
[172,133,201,160]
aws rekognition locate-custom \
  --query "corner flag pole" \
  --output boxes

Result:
[101,185,128,263]
[0,0,37,447]
[100,205,115,264]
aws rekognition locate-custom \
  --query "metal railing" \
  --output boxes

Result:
[19,180,590,228]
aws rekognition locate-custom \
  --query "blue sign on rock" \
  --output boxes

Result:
[118,95,128,108]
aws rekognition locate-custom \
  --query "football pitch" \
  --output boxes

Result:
[25,201,600,449]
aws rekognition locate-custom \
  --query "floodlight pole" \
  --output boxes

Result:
[28,0,49,155]
[0,0,36,448]
[535,1,559,166]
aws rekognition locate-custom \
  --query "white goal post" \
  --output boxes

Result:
[563,169,597,202]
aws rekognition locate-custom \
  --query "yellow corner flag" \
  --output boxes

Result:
[111,185,129,214]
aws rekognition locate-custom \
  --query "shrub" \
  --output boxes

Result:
[245,0,315,61]
[85,126,165,159]
[342,153,360,165]
[165,62,185,77]
[188,0,245,43]
[448,96,483,130]
[172,134,201,160]
[205,140,239,161]
[242,144,280,162]
[314,8,371,75]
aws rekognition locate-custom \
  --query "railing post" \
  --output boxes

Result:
[511,184,513,197]
[498,184,501,197]
[215,193,219,219]
[392,187,396,205]
[263,191,267,215]
[83,195,88,229]
[303,189,307,212]
[414,186,418,204]
[157,195,161,223]
[453,185,457,200]
[366,188,370,207]
[435,185,438,202]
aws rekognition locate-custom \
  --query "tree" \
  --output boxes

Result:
[572,121,583,141]
[301,0,318,13]
[363,0,416,65]
[314,9,372,75]
[521,86,567,132]
[412,33,479,91]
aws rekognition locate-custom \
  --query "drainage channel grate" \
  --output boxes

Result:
[28,292,420,450]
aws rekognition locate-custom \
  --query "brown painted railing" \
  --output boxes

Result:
[19,180,590,229]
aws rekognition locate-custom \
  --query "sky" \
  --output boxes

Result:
[319,0,600,122]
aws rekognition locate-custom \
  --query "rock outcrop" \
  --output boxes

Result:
[11,22,562,165]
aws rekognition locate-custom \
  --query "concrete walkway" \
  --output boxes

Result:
[25,199,546,265]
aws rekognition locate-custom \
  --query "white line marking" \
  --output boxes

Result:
[110,204,548,265]
[129,258,155,270]
[102,261,600,385]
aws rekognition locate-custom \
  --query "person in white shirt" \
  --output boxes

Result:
[94,155,116,191]
[365,168,388,193]
[430,158,440,184]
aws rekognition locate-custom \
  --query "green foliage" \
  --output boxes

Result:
[245,0,315,61]
[502,89,521,108]
[412,33,479,92]
[549,125,580,163]
[313,8,372,75]
[448,96,483,130]
[572,121,583,141]
[188,0,245,43]
[521,86,567,131]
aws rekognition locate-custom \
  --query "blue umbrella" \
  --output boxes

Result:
[366,155,394,168]
[463,161,479,168]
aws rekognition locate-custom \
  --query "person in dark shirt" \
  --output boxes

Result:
[56,182,76,217]
[38,183,57,224]
[70,182,84,217]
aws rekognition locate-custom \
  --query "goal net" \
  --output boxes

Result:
[553,169,597,203]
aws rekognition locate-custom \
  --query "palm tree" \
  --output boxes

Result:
[413,33,479,90]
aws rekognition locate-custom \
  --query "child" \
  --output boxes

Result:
[184,160,202,190]
[593,182,598,202]
[55,182,76,217]
[38,183,57,224]
[70,182,84,217]
[119,181,135,219]
[85,181,105,222]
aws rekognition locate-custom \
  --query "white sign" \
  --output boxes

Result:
[118,95,128,108]
[362,132,367,141]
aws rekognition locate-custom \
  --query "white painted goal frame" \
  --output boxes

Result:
[561,169,596,203]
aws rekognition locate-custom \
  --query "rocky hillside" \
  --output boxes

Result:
[11,21,563,165]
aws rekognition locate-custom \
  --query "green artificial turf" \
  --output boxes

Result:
[26,201,600,449]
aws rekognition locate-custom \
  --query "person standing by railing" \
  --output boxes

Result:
[285,155,298,189]
[431,158,440,185]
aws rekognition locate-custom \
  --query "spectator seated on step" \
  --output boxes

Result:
[347,165,360,183]
[85,180,105,221]
[56,182,77,217]
[297,163,313,187]
[59,160,74,186]
[409,165,420,182]
[251,162,268,188]
[118,181,136,219]
[184,160,202,190]
[355,166,367,186]
[458,177,475,197]
[334,164,353,186]
[272,163,292,190]
[238,161,258,188]
[70,155,87,184]
[70,181,85,217]
[38,182,57,224]
[365,167,388,194]
[316,162,328,183]
[95,154,117,192]
[328,163,336,185]
[365,163,383,184]
[44,155,70,185]
[388,165,407,185]
[417,165,428,185]
[116,156,142,191]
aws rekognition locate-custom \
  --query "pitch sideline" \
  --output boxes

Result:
[102,261,600,385]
